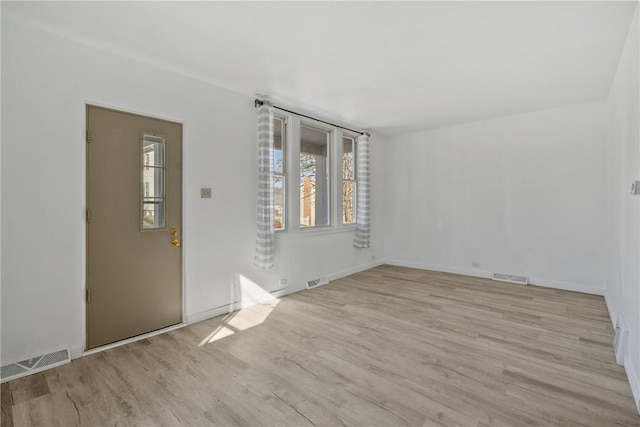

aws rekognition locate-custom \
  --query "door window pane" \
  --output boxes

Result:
[142,199,165,229]
[142,134,166,230]
[300,125,331,227]
[143,139,165,166]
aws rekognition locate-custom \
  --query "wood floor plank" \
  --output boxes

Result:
[1,265,639,426]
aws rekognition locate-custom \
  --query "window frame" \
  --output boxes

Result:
[273,115,287,232]
[340,132,358,227]
[298,120,333,230]
[273,113,363,236]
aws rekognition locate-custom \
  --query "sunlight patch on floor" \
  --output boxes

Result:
[199,274,280,346]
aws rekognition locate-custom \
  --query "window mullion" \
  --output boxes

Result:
[334,129,344,228]
[289,116,301,232]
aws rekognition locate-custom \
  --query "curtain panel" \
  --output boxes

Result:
[354,133,371,248]
[254,102,275,268]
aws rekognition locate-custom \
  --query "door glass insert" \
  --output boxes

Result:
[142,134,166,229]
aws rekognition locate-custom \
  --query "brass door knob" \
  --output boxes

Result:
[171,239,180,247]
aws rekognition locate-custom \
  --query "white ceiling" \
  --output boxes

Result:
[4,1,638,135]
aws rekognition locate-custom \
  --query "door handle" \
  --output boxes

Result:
[171,239,180,247]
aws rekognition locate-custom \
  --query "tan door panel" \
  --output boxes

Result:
[86,106,182,349]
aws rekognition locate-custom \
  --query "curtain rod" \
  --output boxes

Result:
[255,99,370,137]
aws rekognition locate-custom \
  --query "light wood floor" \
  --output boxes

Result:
[2,265,639,426]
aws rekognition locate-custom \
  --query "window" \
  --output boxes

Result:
[271,113,361,234]
[342,135,357,224]
[300,124,331,228]
[273,116,286,231]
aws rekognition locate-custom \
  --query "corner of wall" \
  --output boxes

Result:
[603,292,617,331]
[384,259,493,280]
[327,259,385,281]
[69,345,84,360]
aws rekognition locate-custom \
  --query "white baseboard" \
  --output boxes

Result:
[186,284,306,324]
[384,260,605,296]
[70,345,84,360]
[384,259,493,280]
[187,260,384,325]
[327,259,385,281]
[528,276,605,296]
[604,293,617,330]
[624,355,640,414]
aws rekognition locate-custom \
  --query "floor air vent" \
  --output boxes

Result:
[307,277,329,289]
[492,272,528,285]
[1,349,70,383]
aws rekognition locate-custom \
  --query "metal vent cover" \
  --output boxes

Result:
[1,349,70,383]
[0,364,27,380]
[307,277,329,289]
[492,272,528,285]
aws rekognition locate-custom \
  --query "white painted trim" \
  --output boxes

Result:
[384,259,493,280]
[70,345,84,360]
[327,259,384,281]
[527,276,606,296]
[187,304,240,325]
[186,284,306,324]
[624,355,640,414]
[83,101,186,126]
[187,260,383,325]
[275,225,355,239]
[82,323,187,356]
[384,260,606,295]
[604,293,617,331]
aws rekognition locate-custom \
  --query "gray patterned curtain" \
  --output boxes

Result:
[254,102,275,268]
[354,133,371,248]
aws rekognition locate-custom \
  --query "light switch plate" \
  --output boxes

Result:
[201,187,212,198]
[631,181,640,196]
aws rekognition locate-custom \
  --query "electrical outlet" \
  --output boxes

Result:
[471,262,480,268]
[279,278,287,286]
[201,187,212,198]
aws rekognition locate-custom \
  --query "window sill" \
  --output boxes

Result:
[275,225,356,239]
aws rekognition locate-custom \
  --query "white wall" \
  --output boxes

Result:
[605,4,640,412]
[0,14,384,363]
[384,101,607,295]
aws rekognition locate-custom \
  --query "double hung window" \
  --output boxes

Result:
[271,115,358,233]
